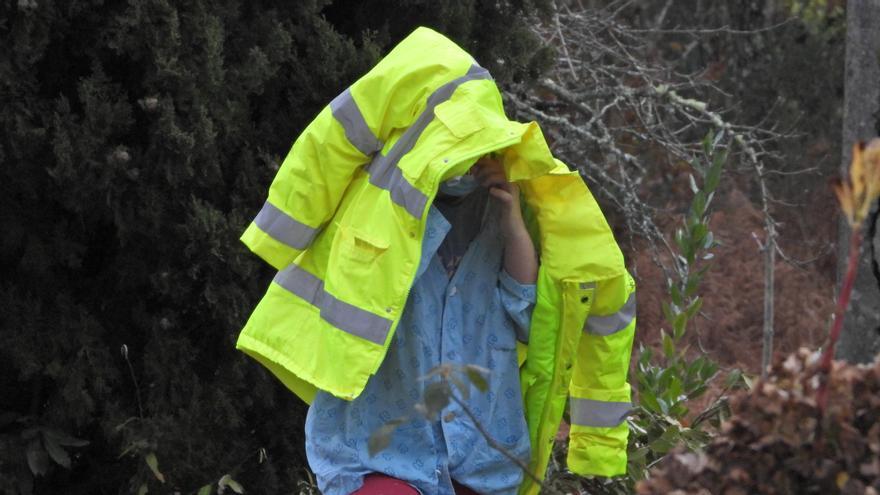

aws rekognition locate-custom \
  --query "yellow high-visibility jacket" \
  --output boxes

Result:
[237,26,636,494]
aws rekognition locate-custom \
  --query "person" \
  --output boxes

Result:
[236,26,637,495]
[305,155,538,495]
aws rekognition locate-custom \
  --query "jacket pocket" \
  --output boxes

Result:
[337,224,389,262]
[329,224,389,286]
[434,96,485,139]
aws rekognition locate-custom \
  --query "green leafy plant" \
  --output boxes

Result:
[629,133,739,474]
[629,133,747,480]
[0,413,89,495]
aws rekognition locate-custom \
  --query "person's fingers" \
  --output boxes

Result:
[489,186,514,205]
[472,156,504,179]
[479,170,507,188]
[472,163,492,181]
[507,182,520,195]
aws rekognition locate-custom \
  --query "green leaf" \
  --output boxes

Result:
[137,484,148,495]
[712,129,727,149]
[687,384,708,399]
[703,231,715,249]
[686,298,703,319]
[661,301,677,324]
[700,360,719,381]
[680,427,711,449]
[669,403,689,418]
[218,474,245,494]
[691,157,705,178]
[648,426,680,454]
[627,446,650,462]
[145,452,165,483]
[43,428,89,448]
[661,330,675,360]
[724,368,744,389]
[657,396,670,415]
[670,283,683,308]
[637,388,661,414]
[690,191,707,219]
[26,438,49,476]
[464,365,489,393]
[701,131,714,156]
[423,381,451,418]
[628,452,648,481]
[706,166,722,193]
[691,223,708,249]
[705,191,716,212]
[683,242,696,265]
[684,273,702,298]
[657,366,674,391]
[198,485,213,495]
[42,433,71,469]
[668,375,683,402]
[672,312,688,340]
[674,228,687,253]
[367,422,398,457]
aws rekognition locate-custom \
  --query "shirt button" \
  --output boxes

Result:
[449,286,458,296]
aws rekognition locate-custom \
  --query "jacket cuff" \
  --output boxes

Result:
[567,423,629,477]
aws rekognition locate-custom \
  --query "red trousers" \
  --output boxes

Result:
[351,473,479,495]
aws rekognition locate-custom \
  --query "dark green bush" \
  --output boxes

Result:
[0,1,550,493]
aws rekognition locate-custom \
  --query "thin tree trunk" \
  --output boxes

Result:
[762,233,775,378]
[836,0,880,363]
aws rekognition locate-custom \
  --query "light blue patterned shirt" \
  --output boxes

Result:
[305,198,536,495]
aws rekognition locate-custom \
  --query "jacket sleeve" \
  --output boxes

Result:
[567,270,636,477]
[241,27,477,269]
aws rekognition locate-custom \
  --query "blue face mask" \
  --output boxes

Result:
[439,174,480,197]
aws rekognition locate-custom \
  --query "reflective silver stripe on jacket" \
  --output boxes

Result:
[274,264,392,345]
[253,201,320,250]
[570,397,631,428]
[367,64,493,218]
[330,88,384,156]
[584,292,636,337]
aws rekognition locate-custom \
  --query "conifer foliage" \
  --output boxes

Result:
[0,1,549,492]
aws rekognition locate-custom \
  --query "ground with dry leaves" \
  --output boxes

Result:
[635,348,880,494]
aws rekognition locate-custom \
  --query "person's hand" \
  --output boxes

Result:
[471,155,538,284]
[471,155,527,240]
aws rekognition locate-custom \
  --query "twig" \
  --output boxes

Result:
[625,18,796,35]
[121,344,144,419]
[552,1,578,81]
[816,228,863,414]
[447,392,551,491]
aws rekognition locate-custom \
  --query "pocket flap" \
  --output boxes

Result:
[434,98,485,138]
[338,224,388,261]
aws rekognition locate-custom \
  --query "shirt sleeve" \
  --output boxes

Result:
[498,269,537,343]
